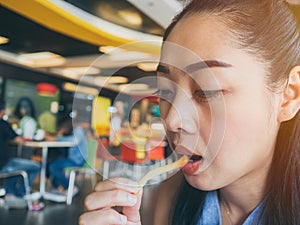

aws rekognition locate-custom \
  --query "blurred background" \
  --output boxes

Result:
[0,1,189,225]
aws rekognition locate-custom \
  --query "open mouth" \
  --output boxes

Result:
[189,155,203,163]
[181,154,203,175]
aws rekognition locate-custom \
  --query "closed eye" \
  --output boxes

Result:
[193,90,223,102]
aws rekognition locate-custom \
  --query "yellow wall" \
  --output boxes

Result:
[92,96,111,136]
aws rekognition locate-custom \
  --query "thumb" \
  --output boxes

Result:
[122,189,143,224]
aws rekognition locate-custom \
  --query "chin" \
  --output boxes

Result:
[184,173,218,192]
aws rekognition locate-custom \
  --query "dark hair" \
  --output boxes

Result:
[165,1,300,224]
[57,115,73,136]
[0,100,5,111]
[14,96,36,118]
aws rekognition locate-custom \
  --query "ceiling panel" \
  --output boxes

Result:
[64,0,165,36]
[0,6,100,57]
[0,0,183,95]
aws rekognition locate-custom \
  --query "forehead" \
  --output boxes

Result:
[159,14,270,88]
[161,14,232,65]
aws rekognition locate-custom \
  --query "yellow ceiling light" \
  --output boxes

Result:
[62,66,100,75]
[137,62,159,72]
[118,10,142,26]
[17,51,66,68]
[98,46,116,54]
[95,76,128,86]
[119,83,149,92]
[99,46,152,62]
[110,50,151,61]
[63,82,99,96]
[50,68,80,79]
[51,67,100,80]
[0,36,9,45]
[107,76,128,84]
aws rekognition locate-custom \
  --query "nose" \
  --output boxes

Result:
[164,92,198,134]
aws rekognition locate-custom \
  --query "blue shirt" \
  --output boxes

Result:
[198,191,263,225]
[57,126,87,165]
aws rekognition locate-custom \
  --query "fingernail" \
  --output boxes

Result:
[123,180,138,193]
[130,186,139,194]
[127,193,137,204]
[120,214,127,224]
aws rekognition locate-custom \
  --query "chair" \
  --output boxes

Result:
[146,138,167,182]
[97,138,118,180]
[65,139,98,205]
[120,141,138,163]
[120,140,147,180]
[0,170,33,210]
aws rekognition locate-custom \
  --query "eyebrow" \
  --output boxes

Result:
[185,60,232,73]
[157,60,232,74]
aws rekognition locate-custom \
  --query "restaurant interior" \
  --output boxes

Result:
[0,1,188,225]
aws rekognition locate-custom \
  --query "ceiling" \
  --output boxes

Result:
[0,0,186,95]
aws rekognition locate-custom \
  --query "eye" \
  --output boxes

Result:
[193,90,223,102]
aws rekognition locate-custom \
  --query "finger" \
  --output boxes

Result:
[85,189,138,211]
[79,208,127,225]
[94,177,138,193]
[122,189,143,223]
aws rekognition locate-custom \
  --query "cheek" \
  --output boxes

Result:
[196,102,227,150]
[223,94,279,157]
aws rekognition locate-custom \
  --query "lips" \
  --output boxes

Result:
[174,145,203,175]
[182,155,203,175]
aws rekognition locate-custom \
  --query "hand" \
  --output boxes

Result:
[79,177,143,225]
[56,127,66,136]
[14,136,25,145]
[44,133,57,141]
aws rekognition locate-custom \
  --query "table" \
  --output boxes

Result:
[24,141,74,201]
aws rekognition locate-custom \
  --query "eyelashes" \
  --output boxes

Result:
[153,89,223,102]
[193,90,223,102]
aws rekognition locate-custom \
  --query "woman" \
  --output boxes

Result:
[79,1,300,224]
[0,101,40,207]
[14,96,38,140]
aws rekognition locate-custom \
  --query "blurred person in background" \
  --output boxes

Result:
[45,115,87,196]
[0,101,40,208]
[109,101,124,147]
[14,96,38,141]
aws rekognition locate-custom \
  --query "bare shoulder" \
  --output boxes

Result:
[153,172,183,225]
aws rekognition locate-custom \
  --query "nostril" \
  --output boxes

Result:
[162,98,199,134]
[165,118,198,134]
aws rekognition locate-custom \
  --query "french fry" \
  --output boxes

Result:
[135,155,188,193]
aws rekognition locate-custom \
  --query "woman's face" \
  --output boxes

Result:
[158,15,283,190]
[20,100,31,116]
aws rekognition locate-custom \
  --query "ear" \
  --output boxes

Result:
[278,66,300,122]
